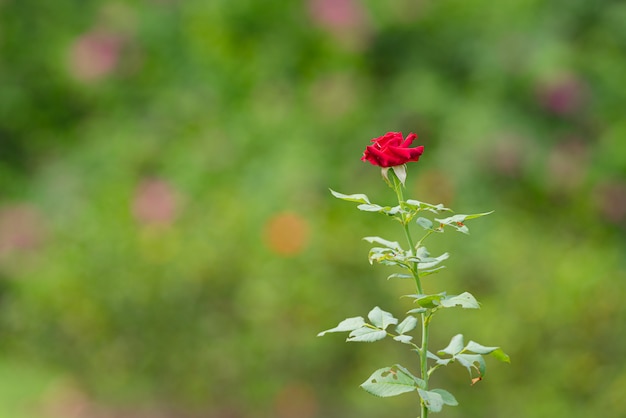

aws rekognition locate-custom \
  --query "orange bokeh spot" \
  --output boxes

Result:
[263,212,310,256]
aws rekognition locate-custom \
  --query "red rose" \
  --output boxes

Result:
[361,132,425,167]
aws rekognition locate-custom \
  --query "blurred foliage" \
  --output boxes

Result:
[1,0,626,417]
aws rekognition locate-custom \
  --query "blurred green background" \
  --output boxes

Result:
[1,0,626,417]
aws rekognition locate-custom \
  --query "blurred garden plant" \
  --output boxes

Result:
[319,132,510,417]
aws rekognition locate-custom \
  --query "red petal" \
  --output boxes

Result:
[371,132,403,148]
[386,145,424,163]
[401,133,418,147]
[363,145,402,167]
[362,133,425,167]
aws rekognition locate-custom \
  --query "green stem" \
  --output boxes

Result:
[391,173,422,294]
[416,229,434,250]
[390,171,429,418]
[420,314,430,418]
[404,224,423,294]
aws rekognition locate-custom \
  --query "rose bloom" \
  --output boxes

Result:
[361,132,424,167]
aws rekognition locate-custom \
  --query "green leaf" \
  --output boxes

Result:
[456,354,486,377]
[385,205,402,215]
[368,247,402,266]
[356,204,403,215]
[387,273,413,280]
[417,252,450,270]
[405,200,451,214]
[435,211,494,234]
[412,247,449,271]
[367,306,398,330]
[317,317,365,336]
[395,316,418,334]
[439,334,464,356]
[418,388,458,412]
[347,327,387,342]
[357,203,384,212]
[393,335,413,344]
[431,389,458,406]
[439,292,480,309]
[418,266,446,278]
[418,389,444,413]
[329,189,371,204]
[415,246,430,259]
[360,365,424,397]
[463,342,511,364]
[465,341,499,354]
[409,293,445,309]
[460,211,494,220]
[490,348,511,363]
[427,351,453,366]
[363,236,403,251]
[368,247,411,267]
[416,217,434,230]
[437,211,494,223]
[407,307,428,314]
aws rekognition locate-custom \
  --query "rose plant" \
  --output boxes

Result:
[319,132,509,417]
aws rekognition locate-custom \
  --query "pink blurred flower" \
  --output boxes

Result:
[68,29,124,82]
[0,203,45,258]
[308,0,365,30]
[537,75,587,116]
[132,178,179,226]
[307,0,371,50]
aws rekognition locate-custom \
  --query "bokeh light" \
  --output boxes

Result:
[68,30,124,83]
[263,212,310,256]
